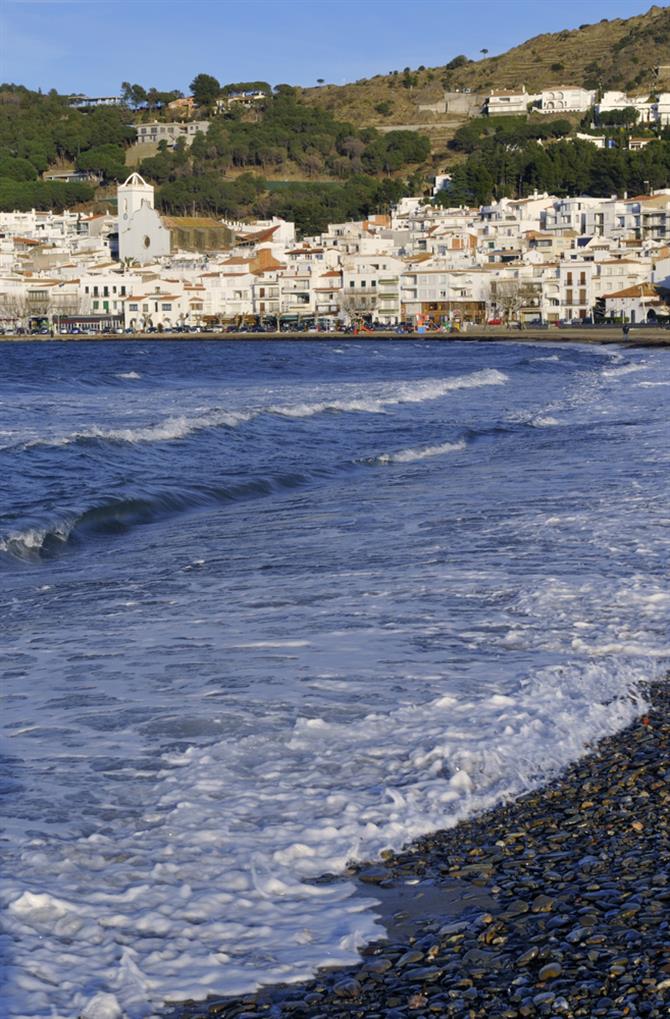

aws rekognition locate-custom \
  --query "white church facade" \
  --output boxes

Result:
[117,173,170,264]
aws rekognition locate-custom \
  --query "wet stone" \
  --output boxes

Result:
[358,866,391,885]
[538,962,562,981]
[332,978,360,998]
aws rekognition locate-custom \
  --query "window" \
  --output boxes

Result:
[129,303,139,311]
[93,286,99,297]
[566,272,572,286]
[579,272,586,285]
[161,303,172,311]
[93,301,99,309]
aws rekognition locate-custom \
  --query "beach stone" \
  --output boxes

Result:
[358,866,390,885]
[396,949,424,968]
[333,978,360,998]
[516,946,539,967]
[504,899,530,917]
[538,962,562,981]
[361,957,393,974]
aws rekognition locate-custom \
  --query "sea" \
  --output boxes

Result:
[1,338,668,1019]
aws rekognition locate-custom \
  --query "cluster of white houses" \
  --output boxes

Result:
[485,86,670,125]
[1,173,669,332]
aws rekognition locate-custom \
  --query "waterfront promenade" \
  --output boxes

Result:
[2,327,670,346]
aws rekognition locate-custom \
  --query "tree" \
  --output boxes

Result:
[598,106,639,127]
[316,78,325,85]
[121,82,147,108]
[480,48,489,55]
[190,73,221,109]
[445,55,470,71]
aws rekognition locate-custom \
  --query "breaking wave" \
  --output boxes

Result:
[15,369,508,451]
[375,439,467,464]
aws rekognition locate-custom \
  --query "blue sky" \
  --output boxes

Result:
[0,0,658,96]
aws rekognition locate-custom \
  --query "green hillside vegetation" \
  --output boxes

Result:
[1,4,670,229]
[0,85,134,209]
[443,132,670,207]
[139,91,429,232]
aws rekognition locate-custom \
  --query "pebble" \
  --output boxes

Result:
[176,683,670,1019]
[538,962,562,981]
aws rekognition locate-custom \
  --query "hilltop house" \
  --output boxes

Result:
[537,87,595,114]
[133,120,210,149]
[485,88,539,116]
[596,91,670,127]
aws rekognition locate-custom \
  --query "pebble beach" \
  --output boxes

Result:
[177,680,670,1019]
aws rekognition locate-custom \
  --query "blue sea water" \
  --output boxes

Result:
[1,339,669,1018]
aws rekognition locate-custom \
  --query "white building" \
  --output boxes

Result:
[596,91,670,127]
[133,120,210,148]
[485,89,539,116]
[117,173,170,264]
[537,88,595,114]
[601,282,668,323]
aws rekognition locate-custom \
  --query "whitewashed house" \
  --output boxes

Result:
[538,88,595,114]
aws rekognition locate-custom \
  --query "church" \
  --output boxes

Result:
[117,172,171,264]
[116,173,235,263]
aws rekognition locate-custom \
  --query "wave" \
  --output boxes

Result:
[115,371,142,380]
[375,439,467,464]
[602,363,645,378]
[503,409,561,429]
[15,369,508,452]
[0,473,309,561]
[4,657,650,1017]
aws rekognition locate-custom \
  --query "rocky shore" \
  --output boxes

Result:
[175,681,669,1019]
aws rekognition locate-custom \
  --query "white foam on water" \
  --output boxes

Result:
[376,440,467,464]
[116,372,142,381]
[602,363,645,378]
[232,640,312,649]
[0,521,74,557]
[17,369,507,450]
[0,656,652,1019]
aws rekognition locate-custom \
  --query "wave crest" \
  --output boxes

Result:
[14,369,508,451]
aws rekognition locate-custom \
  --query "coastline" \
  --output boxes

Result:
[174,681,669,1018]
[1,328,670,347]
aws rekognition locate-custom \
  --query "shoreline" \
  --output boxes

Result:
[174,682,669,1018]
[2,328,670,347]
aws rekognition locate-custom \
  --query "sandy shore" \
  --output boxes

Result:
[173,681,669,1018]
[2,328,670,346]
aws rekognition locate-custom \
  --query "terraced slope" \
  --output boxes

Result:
[301,4,670,139]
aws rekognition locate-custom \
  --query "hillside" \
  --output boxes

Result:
[300,4,670,141]
[1,4,669,233]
